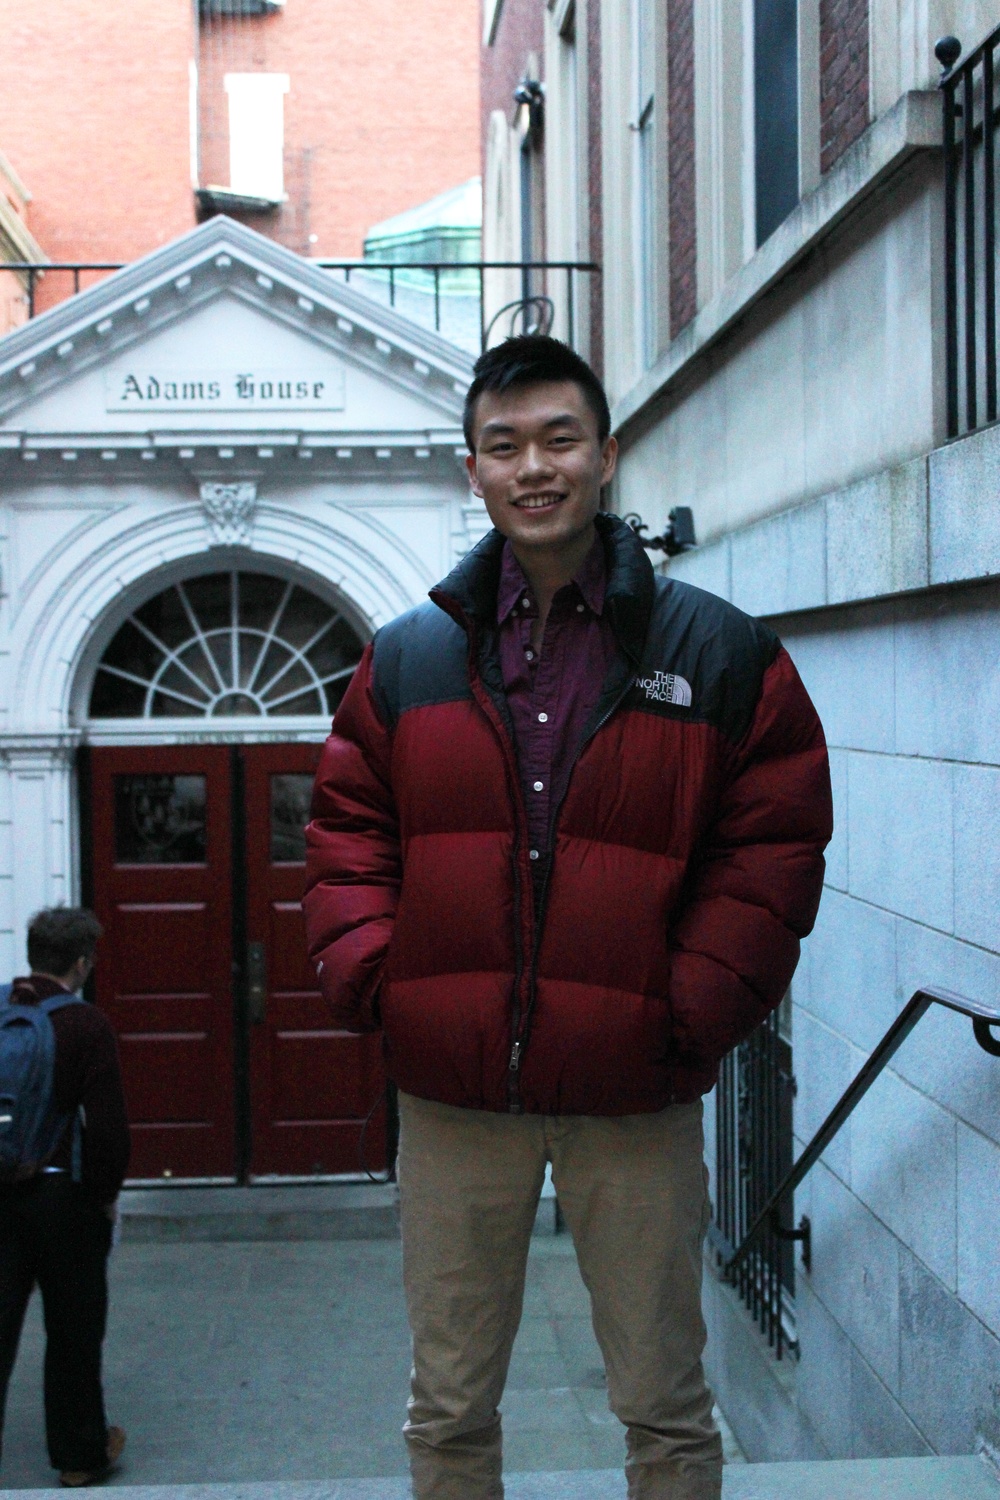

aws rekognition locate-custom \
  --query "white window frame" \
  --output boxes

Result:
[224,73,290,203]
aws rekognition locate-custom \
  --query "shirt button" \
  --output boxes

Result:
[525,649,534,660]
[537,712,548,723]
[529,849,540,860]
[522,597,531,608]
[576,603,585,612]
[533,780,544,791]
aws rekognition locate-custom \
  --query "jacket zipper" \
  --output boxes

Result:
[458,623,533,1113]
[514,667,640,1087]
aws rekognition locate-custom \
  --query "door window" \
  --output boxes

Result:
[270,773,314,863]
[113,773,208,864]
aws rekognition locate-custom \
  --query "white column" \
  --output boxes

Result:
[0,735,81,978]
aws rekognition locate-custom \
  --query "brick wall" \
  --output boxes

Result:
[481,0,545,172]
[819,0,869,174]
[667,0,696,337]
[199,0,480,258]
[0,0,479,302]
[0,0,197,270]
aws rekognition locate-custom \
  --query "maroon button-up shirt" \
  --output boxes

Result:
[497,536,619,886]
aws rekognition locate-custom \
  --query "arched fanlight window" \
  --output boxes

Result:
[89,571,364,718]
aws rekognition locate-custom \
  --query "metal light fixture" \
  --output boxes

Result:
[624,507,697,557]
[513,77,545,134]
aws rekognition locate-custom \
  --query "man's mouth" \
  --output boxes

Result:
[511,492,566,510]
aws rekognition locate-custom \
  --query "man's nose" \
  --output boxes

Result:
[516,442,554,479]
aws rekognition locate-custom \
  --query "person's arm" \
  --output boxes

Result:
[668,645,833,1067]
[77,1010,131,1206]
[303,644,401,1032]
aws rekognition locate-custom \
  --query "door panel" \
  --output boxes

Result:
[242,743,386,1176]
[90,747,235,1178]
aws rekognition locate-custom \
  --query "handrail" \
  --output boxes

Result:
[725,987,1000,1278]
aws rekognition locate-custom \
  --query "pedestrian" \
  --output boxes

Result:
[304,335,832,1500]
[0,907,130,1488]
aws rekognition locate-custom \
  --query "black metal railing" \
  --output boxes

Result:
[708,1007,798,1357]
[722,987,1000,1349]
[2,259,600,355]
[938,27,1000,435]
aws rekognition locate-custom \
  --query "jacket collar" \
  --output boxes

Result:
[430,512,655,664]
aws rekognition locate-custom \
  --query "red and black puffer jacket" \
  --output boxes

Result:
[304,514,832,1115]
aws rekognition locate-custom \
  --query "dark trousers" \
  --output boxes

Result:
[0,1174,112,1474]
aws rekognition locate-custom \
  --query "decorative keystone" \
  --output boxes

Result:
[200,481,258,547]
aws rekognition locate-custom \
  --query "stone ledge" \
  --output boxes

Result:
[3,1458,997,1499]
[116,1181,558,1242]
[612,91,942,443]
[117,1184,401,1243]
[664,416,1000,618]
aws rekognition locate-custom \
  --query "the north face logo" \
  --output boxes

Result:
[637,669,692,707]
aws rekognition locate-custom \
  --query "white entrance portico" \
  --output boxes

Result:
[0,218,483,1177]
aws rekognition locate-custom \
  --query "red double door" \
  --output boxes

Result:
[88,744,386,1181]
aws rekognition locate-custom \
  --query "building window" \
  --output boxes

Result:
[89,572,363,720]
[753,0,799,245]
[224,73,290,203]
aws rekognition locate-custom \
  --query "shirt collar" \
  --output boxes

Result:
[496,533,607,625]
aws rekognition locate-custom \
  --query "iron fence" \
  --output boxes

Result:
[1,259,599,356]
[939,26,1000,436]
[708,1005,798,1358]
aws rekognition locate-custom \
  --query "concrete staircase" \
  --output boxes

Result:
[3,1458,998,1499]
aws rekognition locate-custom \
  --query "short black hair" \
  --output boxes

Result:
[27,907,103,976]
[463,335,611,449]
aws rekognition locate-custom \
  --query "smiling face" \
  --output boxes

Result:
[465,380,618,562]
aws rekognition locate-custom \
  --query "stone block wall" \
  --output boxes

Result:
[781,584,1000,1460]
[685,416,1000,1462]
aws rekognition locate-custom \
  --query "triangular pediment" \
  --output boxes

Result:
[0,218,473,439]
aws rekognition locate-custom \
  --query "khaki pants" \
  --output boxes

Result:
[398,1092,722,1500]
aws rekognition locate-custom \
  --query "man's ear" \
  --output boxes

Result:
[465,451,485,498]
[600,435,619,487]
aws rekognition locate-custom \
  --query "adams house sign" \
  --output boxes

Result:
[104,365,347,413]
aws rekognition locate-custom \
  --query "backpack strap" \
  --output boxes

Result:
[25,993,87,1183]
[0,983,12,1008]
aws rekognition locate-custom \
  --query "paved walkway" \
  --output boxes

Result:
[1,1234,742,1491]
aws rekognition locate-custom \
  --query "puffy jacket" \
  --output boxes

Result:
[304,513,832,1115]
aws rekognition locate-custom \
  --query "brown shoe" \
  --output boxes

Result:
[59,1425,126,1487]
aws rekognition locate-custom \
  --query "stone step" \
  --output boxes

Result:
[3,1458,997,1500]
[117,1181,558,1242]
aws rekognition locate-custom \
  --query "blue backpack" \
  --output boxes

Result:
[0,984,85,1183]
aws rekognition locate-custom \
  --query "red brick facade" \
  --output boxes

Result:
[0,0,479,303]
[667,0,696,336]
[819,0,870,174]
[481,0,545,169]
[199,0,479,258]
[0,0,197,266]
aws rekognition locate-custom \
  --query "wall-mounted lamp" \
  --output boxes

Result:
[624,507,697,557]
[513,77,545,134]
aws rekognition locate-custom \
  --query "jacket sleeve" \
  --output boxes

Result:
[668,644,832,1067]
[303,643,401,1032]
[79,1009,131,1205]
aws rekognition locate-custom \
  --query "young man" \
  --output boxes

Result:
[0,907,130,1488]
[304,336,832,1500]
